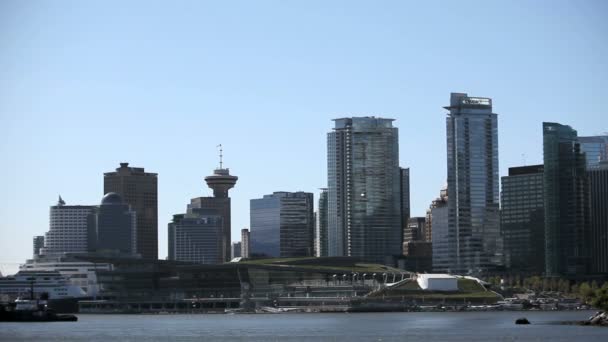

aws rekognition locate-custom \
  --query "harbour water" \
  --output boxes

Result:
[1,311,607,341]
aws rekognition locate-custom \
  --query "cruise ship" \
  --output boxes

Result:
[0,270,86,300]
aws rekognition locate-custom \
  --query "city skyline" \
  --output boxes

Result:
[2,1,607,273]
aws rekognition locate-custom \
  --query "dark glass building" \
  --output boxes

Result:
[500,165,545,274]
[400,167,411,236]
[429,187,450,272]
[579,135,608,168]
[87,193,137,255]
[543,122,590,276]
[445,93,501,273]
[327,117,401,264]
[250,192,315,258]
[168,213,223,264]
[104,163,158,259]
[588,161,608,274]
[316,188,329,257]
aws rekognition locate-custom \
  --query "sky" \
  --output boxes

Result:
[1,0,607,275]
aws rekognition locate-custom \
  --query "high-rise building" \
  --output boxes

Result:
[41,196,95,256]
[445,93,501,273]
[429,186,450,272]
[588,161,608,274]
[400,167,411,234]
[543,122,590,276]
[327,117,401,264]
[87,193,137,256]
[32,236,44,258]
[579,135,608,168]
[241,228,250,258]
[203,166,238,262]
[231,242,242,259]
[168,213,223,264]
[250,191,314,258]
[316,188,329,257]
[403,217,425,251]
[168,163,237,264]
[500,165,545,274]
[104,163,158,259]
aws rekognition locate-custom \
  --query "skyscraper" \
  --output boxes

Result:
[543,122,590,276]
[588,161,608,274]
[579,135,608,168]
[231,242,242,259]
[168,161,237,264]
[327,117,401,264]
[104,163,158,259]
[429,186,450,272]
[400,167,411,242]
[87,193,137,255]
[250,191,314,258]
[316,188,329,257]
[445,93,501,273]
[41,197,95,256]
[500,165,545,274]
[241,228,250,258]
[32,236,44,258]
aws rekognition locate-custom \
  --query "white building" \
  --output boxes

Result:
[40,196,94,255]
[416,274,458,291]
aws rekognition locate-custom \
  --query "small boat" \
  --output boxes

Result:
[0,298,78,322]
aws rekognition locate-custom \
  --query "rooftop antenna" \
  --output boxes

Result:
[217,144,223,169]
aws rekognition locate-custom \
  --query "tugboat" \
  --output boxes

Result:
[0,277,77,322]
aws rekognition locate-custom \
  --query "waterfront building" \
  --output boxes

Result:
[403,217,425,254]
[543,122,590,276]
[104,163,158,259]
[250,192,315,258]
[500,165,545,274]
[168,213,223,264]
[41,197,95,256]
[87,193,137,256]
[316,188,329,257]
[231,242,242,259]
[400,167,411,235]
[429,187,449,272]
[241,228,250,258]
[579,135,608,168]
[588,161,608,274]
[327,117,401,264]
[445,93,501,273]
[33,236,44,258]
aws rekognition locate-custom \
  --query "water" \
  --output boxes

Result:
[1,311,606,341]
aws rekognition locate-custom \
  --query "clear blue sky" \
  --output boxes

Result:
[1,0,606,274]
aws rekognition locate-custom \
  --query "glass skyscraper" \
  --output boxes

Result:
[588,161,608,274]
[327,117,401,264]
[250,192,314,258]
[445,93,501,274]
[579,135,608,169]
[543,122,590,276]
[316,188,329,257]
[500,165,545,274]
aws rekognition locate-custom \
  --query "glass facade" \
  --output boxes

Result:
[430,187,450,272]
[588,162,608,274]
[168,214,223,264]
[87,193,137,255]
[445,93,501,274]
[316,188,329,257]
[579,135,608,169]
[327,117,401,264]
[250,192,315,258]
[500,165,545,274]
[543,122,590,276]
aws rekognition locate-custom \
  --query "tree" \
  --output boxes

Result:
[591,284,608,311]
[579,282,594,302]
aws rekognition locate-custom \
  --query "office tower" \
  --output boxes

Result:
[241,228,250,258]
[588,161,608,274]
[250,192,314,258]
[41,196,95,255]
[316,188,329,257]
[87,193,137,255]
[543,122,590,276]
[400,167,411,233]
[327,117,401,264]
[168,213,223,264]
[430,186,449,272]
[104,163,158,259]
[32,236,44,258]
[500,165,545,274]
[579,135,608,168]
[203,165,238,262]
[445,93,501,273]
[403,217,425,249]
[231,242,242,259]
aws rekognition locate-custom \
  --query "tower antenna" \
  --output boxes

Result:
[217,144,223,169]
